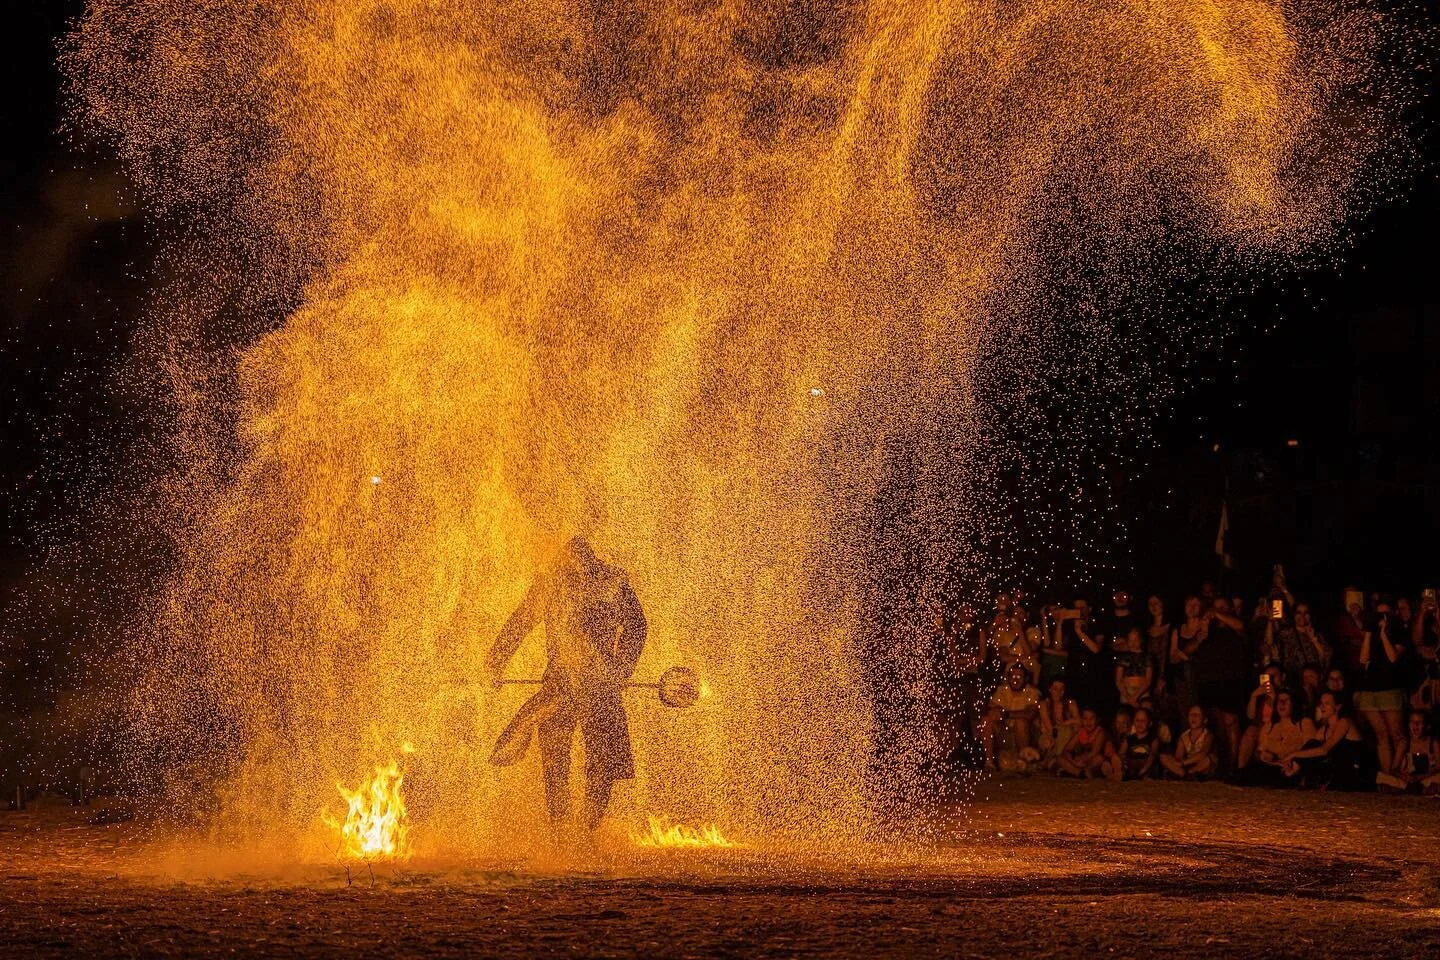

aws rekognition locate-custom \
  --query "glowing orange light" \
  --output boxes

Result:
[322,759,410,861]
[632,814,735,849]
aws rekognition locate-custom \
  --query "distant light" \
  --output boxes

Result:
[1286,439,1299,447]
[370,475,382,485]
[809,387,824,397]
[1211,443,1221,453]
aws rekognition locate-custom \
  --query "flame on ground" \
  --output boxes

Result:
[633,815,736,850]
[322,759,411,861]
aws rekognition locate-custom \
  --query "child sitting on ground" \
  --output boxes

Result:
[1160,705,1217,780]
[1056,708,1108,778]
[1378,711,1440,794]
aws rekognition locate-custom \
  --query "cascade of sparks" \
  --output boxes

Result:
[61,1,1414,859]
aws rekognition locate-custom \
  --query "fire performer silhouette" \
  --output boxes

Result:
[486,536,647,829]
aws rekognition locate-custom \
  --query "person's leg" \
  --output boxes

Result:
[1380,709,1405,775]
[537,705,578,825]
[580,692,635,829]
[1213,711,1240,773]
[1237,726,1259,770]
[979,708,1002,767]
[1011,717,1033,752]
[1359,709,1390,774]
[1159,753,1185,778]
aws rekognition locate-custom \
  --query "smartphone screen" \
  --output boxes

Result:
[1270,598,1284,621]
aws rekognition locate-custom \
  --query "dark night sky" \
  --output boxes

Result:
[2,2,1438,678]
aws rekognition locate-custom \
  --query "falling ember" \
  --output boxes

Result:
[322,760,411,861]
[633,815,736,850]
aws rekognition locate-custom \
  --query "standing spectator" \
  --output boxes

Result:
[1170,596,1206,713]
[1058,599,1106,715]
[1334,587,1367,676]
[1056,708,1108,778]
[1145,595,1173,701]
[1199,581,1218,610]
[1100,591,1143,650]
[1266,566,1296,619]
[1291,604,1331,675]
[984,592,1031,683]
[934,606,985,767]
[1356,600,1408,777]
[1037,603,1069,694]
[1299,664,1324,714]
[1160,705,1218,780]
[1113,626,1154,709]
[1411,591,1440,719]
[1190,598,1249,772]
[1325,667,1353,712]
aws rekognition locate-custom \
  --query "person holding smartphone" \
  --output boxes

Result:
[1355,600,1407,777]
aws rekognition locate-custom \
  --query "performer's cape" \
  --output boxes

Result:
[489,686,563,767]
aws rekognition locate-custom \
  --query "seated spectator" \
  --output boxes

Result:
[1377,711,1440,795]
[1160,705,1217,780]
[1038,679,1081,767]
[1113,626,1153,709]
[1136,694,1172,747]
[1056,708,1108,778]
[980,663,1041,771]
[1237,666,1284,770]
[1285,692,1371,790]
[1105,706,1159,781]
[1098,707,1134,779]
[1243,689,1305,787]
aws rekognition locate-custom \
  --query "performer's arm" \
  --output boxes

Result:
[610,582,648,681]
[488,578,543,675]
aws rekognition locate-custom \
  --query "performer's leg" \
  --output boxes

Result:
[538,704,578,824]
[580,692,634,829]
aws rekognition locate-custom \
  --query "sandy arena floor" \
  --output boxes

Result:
[2,777,1438,958]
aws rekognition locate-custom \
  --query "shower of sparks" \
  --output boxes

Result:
[59,1,1417,861]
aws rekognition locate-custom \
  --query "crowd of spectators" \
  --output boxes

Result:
[934,571,1440,794]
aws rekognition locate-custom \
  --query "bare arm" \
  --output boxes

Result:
[609,581,648,680]
[487,578,544,674]
[1289,718,1348,760]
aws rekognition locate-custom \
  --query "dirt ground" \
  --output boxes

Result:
[2,778,1438,958]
